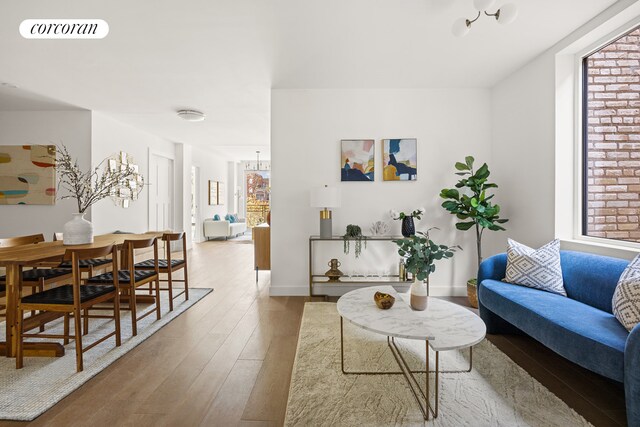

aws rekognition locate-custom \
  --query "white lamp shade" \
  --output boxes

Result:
[497,3,518,24]
[452,18,470,38]
[310,186,341,208]
[473,0,495,11]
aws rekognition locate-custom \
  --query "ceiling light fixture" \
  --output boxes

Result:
[245,151,270,171]
[177,109,205,122]
[452,0,518,37]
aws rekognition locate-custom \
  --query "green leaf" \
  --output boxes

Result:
[465,156,474,169]
[456,221,475,231]
[455,162,469,171]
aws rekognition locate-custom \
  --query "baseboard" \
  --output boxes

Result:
[269,286,309,297]
[268,285,468,297]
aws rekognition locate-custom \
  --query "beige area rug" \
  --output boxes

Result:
[285,302,592,427]
[0,288,212,421]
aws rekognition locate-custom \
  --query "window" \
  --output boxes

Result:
[583,26,640,243]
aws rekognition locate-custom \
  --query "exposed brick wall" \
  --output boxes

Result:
[586,28,640,242]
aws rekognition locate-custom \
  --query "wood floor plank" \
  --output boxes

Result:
[198,359,263,427]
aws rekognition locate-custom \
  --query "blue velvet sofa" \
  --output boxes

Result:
[478,251,639,427]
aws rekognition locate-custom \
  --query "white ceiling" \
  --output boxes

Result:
[0,0,618,160]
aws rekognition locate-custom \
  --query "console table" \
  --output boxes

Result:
[308,235,411,297]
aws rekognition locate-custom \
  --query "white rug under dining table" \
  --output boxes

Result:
[0,287,211,421]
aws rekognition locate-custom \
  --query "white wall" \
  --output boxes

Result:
[192,146,228,239]
[90,112,175,235]
[0,110,91,239]
[271,89,493,296]
[489,0,640,259]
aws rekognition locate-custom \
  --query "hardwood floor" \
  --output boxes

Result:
[1,240,627,426]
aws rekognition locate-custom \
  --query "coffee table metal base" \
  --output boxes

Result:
[340,317,473,421]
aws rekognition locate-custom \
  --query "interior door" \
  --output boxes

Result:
[149,153,174,232]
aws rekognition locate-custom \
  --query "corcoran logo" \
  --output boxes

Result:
[19,19,109,39]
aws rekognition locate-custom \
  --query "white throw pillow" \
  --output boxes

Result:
[505,239,566,296]
[612,254,640,332]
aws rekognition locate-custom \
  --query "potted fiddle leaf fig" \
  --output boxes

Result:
[440,156,508,308]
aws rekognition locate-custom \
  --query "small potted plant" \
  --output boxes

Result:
[390,208,425,237]
[343,224,367,258]
[440,156,508,308]
[394,227,460,310]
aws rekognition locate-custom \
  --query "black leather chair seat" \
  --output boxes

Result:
[134,259,184,270]
[87,270,156,284]
[0,284,5,294]
[21,284,115,305]
[0,268,71,283]
[58,258,112,269]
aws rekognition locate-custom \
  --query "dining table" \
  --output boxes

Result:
[0,232,163,358]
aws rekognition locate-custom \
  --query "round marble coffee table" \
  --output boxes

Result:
[336,285,486,421]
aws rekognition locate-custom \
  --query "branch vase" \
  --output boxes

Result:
[63,213,94,245]
[401,216,415,237]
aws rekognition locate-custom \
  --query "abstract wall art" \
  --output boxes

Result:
[0,145,56,205]
[341,139,374,182]
[383,139,417,181]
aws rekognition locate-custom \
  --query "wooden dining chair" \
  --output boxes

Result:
[53,233,112,277]
[88,237,160,336]
[134,232,189,311]
[16,244,121,372]
[0,234,73,330]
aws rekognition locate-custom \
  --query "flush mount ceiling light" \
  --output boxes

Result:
[176,109,205,122]
[452,0,518,37]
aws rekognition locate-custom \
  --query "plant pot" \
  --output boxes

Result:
[410,279,428,311]
[401,216,415,237]
[63,213,94,245]
[467,278,479,309]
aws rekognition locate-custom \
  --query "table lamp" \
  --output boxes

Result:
[310,185,341,238]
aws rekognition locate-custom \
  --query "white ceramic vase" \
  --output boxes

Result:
[410,278,429,311]
[63,213,94,245]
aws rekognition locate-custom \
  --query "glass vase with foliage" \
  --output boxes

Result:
[439,156,508,285]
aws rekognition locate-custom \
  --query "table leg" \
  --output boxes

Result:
[4,264,20,357]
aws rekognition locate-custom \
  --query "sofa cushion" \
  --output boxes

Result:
[505,239,566,296]
[480,278,627,382]
[613,254,640,331]
[213,214,220,221]
[560,251,628,314]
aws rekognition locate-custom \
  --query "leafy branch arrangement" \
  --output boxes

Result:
[390,208,424,221]
[440,156,508,269]
[343,224,367,258]
[56,144,144,214]
[393,228,461,281]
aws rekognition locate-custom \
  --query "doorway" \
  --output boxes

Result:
[191,166,201,242]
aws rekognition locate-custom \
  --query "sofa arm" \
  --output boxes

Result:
[477,253,508,284]
[625,323,640,427]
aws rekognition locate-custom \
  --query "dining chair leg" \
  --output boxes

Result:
[15,307,24,369]
[83,308,89,336]
[73,307,83,372]
[64,314,70,345]
[155,279,161,320]
[114,293,121,347]
[167,270,174,311]
[38,278,45,332]
[130,288,138,337]
[184,265,189,301]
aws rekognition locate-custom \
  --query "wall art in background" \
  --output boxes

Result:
[0,145,56,205]
[341,139,374,182]
[383,139,417,181]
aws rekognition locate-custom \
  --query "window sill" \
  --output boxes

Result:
[560,238,639,260]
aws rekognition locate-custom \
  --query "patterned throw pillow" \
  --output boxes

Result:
[612,254,640,331]
[505,239,566,296]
